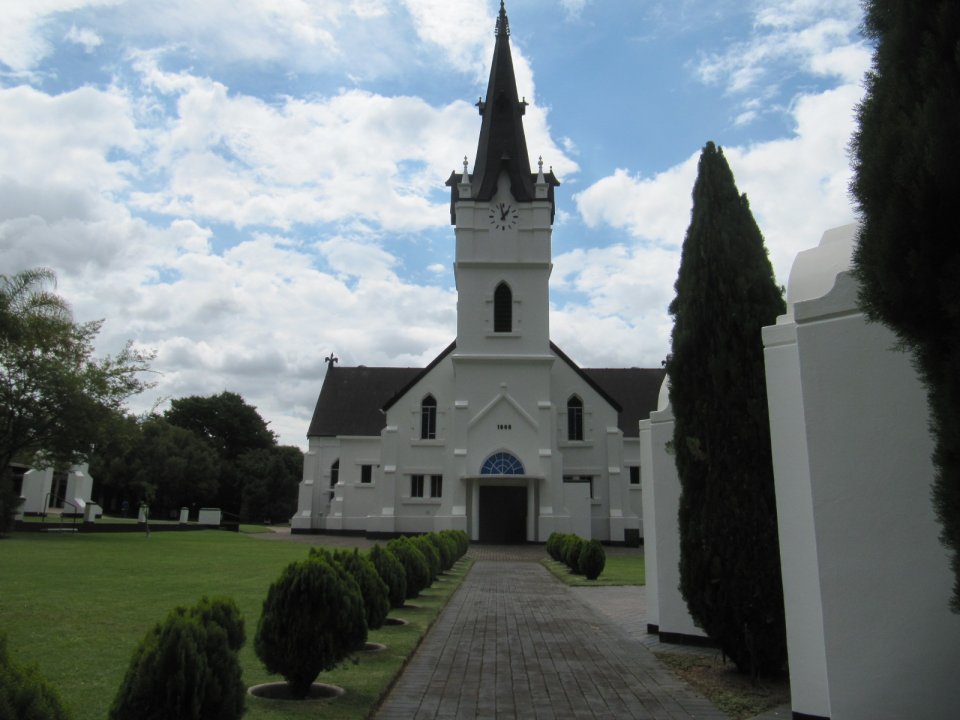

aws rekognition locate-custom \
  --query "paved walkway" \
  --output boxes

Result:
[375,559,727,720]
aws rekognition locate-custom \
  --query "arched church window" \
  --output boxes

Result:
[494,282,512,332]
[480,451,524,475]
[421,395,437,439]
[567,395,584,441]
[330,459,339,488]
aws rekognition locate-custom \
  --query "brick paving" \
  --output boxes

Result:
[375,559,727,720]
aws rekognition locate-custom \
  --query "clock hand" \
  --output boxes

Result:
[500,204,508,220]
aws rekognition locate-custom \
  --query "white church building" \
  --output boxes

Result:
[291,4,663,543]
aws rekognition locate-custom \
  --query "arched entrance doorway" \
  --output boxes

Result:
[477,452,527,544]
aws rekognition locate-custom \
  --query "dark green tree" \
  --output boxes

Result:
[237,445,302,524]
[0,268,153,533]
[851,0,960,611]
[124,418,221,518]
[165,392,275,514]
[666,142,786,676]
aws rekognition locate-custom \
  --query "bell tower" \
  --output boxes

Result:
[446,0,559,357]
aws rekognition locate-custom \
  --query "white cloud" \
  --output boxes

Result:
[694,0,868,113]
[0,0,121,70]
[570,80,863,366]
[64,25,102,52]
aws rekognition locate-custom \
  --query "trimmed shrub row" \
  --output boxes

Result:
[254,529,469,698]
[546,532,606,580]
[42,530,472,713]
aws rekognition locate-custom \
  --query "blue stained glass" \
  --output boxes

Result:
[480,452,524,475]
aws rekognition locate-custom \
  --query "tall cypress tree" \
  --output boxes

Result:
[851,1,960,611]
[666,142,787,676]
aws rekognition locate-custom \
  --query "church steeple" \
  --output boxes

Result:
[445,1,558,223]
[472,0,532,202]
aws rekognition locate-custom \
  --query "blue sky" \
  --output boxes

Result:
[1,0,869,447]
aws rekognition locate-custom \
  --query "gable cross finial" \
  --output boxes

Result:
[325,353,339,367]
[463,155,469,176]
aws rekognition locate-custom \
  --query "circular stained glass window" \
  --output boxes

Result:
[480,452,524,475]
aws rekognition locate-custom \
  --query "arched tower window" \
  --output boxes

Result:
[567,395,584,441]
[480,451,525,475]
[330,459,339,488]
[494,282,512,332]
[420,394,437,439]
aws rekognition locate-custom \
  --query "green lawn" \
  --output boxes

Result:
[541,552,645,586]
[0,531,470,720]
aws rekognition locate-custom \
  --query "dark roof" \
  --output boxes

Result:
[582,368,666,438]
[307,344,665,439]
[446,2,559,224]
[307,366,422,437]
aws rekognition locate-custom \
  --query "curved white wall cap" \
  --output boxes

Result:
[657,374,670,412]
[783,223,859,320]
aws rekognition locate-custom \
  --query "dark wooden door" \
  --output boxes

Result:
[478,486,527,543]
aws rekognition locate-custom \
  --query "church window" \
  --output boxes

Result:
[494,282,512,332]
[361,464,372,484]
[411,474,425,498]
[330,460,339,487]
[567,396,584,441]
[480,451,524,475]
[430,474,443,498]
[421,395,437,439]
[629,466,640,485]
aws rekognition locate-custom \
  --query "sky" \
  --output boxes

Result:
[0,0,871,449]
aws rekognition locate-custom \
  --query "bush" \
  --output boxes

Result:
[578,540,606,580]
[563,536,585,573]
[425,532,453,572]
[332,549,390,630]
[387,536,431,599]
[254,558,366,699]
[412,535,440,583]
[546,532,568,562]
[369,544,407,609]
[110,597,245,720]
[440,529,469,560]
[0,633,72,720]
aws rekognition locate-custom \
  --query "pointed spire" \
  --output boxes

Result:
[496,0,509,37]
[469,0,533,202]
[445,2,559,224]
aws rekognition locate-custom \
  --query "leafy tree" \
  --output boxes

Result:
[88,409,143,514]
[237,445,302,523]
[666,142,786,676]
[0,268,152,533]
[165,392,275,513]
[851,0,960,611]
[125,418,220,517]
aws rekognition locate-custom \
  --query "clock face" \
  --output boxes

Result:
[489,201,519,231]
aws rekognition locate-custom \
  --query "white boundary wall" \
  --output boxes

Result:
[763,225,960,719]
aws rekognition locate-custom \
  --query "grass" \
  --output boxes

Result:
[0,531,470,720]
[655,652,790,720]
[540,552,645,586]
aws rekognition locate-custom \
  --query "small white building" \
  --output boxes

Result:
[291,5,663,543]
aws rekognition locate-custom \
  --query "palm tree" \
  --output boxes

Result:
[0,267,72,342]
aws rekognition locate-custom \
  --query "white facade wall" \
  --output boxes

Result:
[763,225,960,720]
